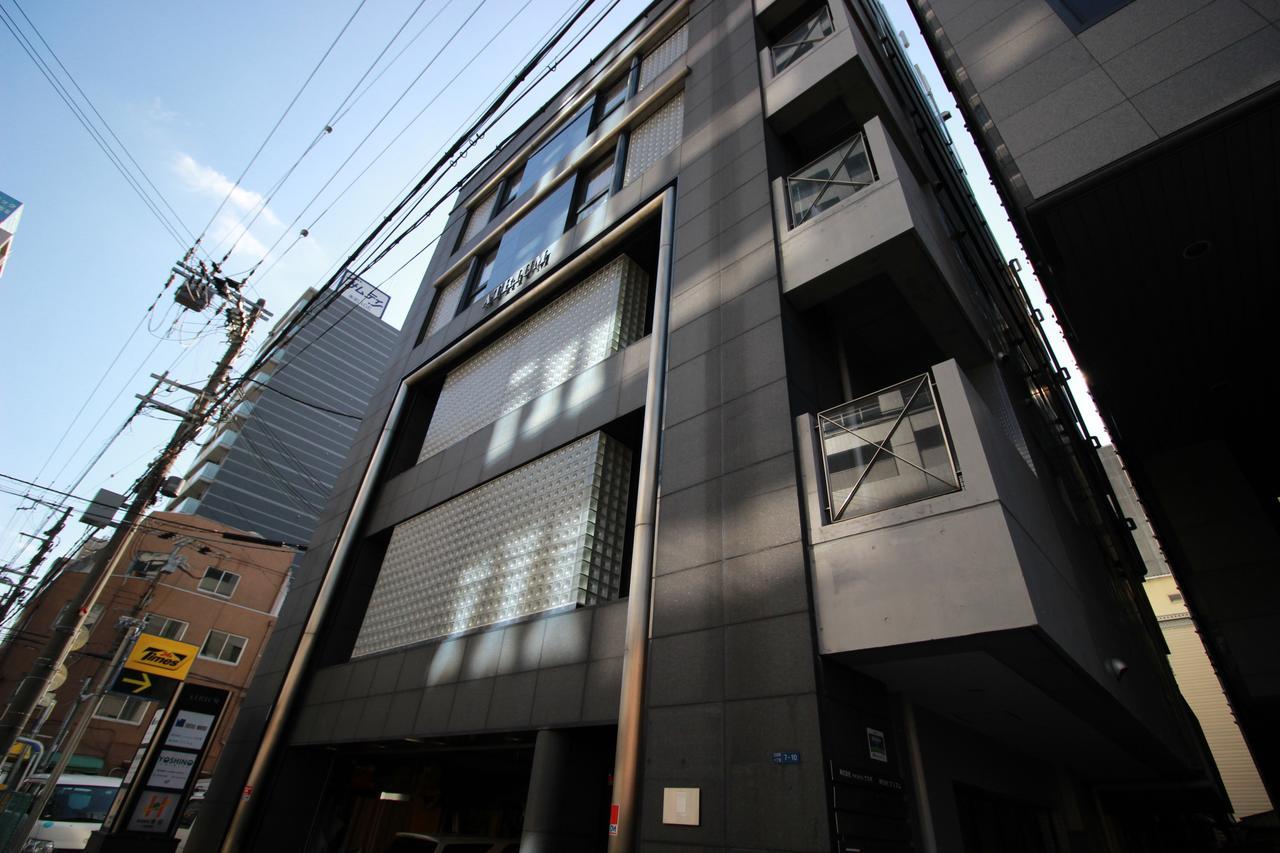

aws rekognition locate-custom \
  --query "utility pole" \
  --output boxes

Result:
[0,297,266,763]
[0,507,72,628]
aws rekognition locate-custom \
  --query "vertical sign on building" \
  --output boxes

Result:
[102,684,229,845]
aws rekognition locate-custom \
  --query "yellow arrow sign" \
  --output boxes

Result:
[121,670,152,694]
[125,632,200,681]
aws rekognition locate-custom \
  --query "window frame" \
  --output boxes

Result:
[593,75,630,128]
[572,149,617,225]
[147,613,189,641]
[770,3,836,75]
[199,629,249,666]
[197,566,240,599]
[464,247,498,306]
[93,693,149,725]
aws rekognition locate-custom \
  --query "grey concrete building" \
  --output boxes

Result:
[187,1,1222,851]
[169,276,399,547]
[909,0,1280,807]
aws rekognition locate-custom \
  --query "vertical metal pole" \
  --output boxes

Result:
[608,185,676,852]
[901,697,938,853]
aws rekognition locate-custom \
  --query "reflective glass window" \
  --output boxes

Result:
[772,5,835,74]
[574,153,615,224]
[595,77,629,127]
[485,179,575,294]
[504,105,592,201]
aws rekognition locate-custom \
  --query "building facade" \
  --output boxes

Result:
[909,0,1280,804]
[190,1,1222,851]
[170,274,400,547]
[0,512,292,780]
[1100,446,1273,821]
[0,190,23,279]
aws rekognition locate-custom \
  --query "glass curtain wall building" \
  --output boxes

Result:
[187,2,1225,851]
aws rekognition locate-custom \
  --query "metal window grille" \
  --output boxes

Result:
[786,133,876,226]
[771,5,835,74]
[817,374,960,521]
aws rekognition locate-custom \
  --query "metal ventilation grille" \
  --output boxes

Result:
[460,191,497,246]
[424,272,467,339]
[418,255,648,463]
[353,432,633,656]
[624,93,684,186]
[638,22,688,91]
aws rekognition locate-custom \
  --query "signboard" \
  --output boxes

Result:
[338,269,390,318]
[125,790,180,833]
[125,633,200,681]
[866,728,888,763]
[483,249,551,308]
[109,667,178,703]
[771,751,801,764]
[108,683,230,839]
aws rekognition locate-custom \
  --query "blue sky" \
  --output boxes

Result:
[0,0,1104,576]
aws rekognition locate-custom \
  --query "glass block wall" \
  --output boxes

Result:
[461,190,497,245]
[638,22,688,91]
[353,432,633,655]
[424,271,467,339]
[418,254,648,463]
[624,93,684,187]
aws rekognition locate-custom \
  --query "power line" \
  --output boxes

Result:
[0,5,189,248]
[195,0,370,249]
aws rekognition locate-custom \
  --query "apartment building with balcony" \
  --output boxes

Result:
[908,0,1280,807]
[169,275,399,548]
[189,1,1222,851]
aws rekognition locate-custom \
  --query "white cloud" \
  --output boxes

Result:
[148,97,179,123]
[173,153,281,228]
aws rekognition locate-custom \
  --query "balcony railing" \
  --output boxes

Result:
[817,373,960,521]
[770,5,835,75]
[786,133,876,226]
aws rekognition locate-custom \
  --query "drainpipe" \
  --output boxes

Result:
[608,184,676,852]
[217,189,675,853]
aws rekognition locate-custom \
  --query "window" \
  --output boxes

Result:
[54,602,103,632]
[771,5,835,74]
[478,179,576,303]
[200,629,248,665]
[1169,593,1184,603]
[466,249,498,305]
[147,614,188,641]
[817,374,960,521]
[1045,0,1133,32]
[594,76,629,127]
[502,104,593,204]
[498,165,525,210]
[197,567,239,598]
[786,133,876,226]
[94,693,148,724]
[129,551,172,577]
[573,152,616,224]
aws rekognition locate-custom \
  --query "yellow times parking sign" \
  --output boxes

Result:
[125,632,200,682]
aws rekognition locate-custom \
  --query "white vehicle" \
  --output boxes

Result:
[20,774,122,853]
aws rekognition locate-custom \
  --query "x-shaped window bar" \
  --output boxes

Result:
[787,134,876,226]
[817,374,960,521]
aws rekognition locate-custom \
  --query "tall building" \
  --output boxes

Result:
[169,273,399,547]
[0,190,23,279]
[0,512,292,779]
[909,0,1280,804]
[1101,446,1273,821]
[190,1,1222,851]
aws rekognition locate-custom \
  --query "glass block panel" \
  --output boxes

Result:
[818,374,960,521]
[354,432,633,655]
[623,93,684,187]
[787,134,876,226]
[424,271,467,339]
[771,6,835,74]
[419,255,648,463]
[461,190,497,246]
[638,22,688,91]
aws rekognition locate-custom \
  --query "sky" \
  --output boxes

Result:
[0,0,1106,582]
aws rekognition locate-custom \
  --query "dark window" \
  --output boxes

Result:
[41,784,119,823]
[573,152,616,224]
[1045,0,1132,32]
[483,179,575,300]
[771,4,835,74]
[498,165,525,210]
[503,105,593,203]
[594,76,629,127]
[466,249,498,305]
